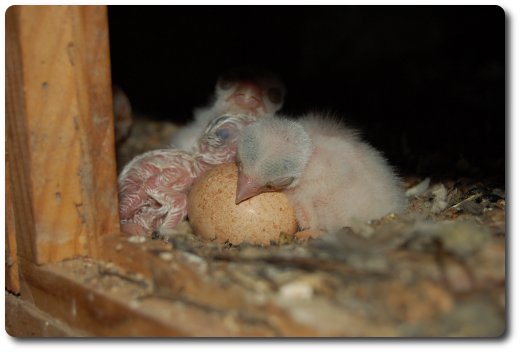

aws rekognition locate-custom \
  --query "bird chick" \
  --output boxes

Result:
[171,66,285,151]
[119,113,259,236]
[235,113,406,237]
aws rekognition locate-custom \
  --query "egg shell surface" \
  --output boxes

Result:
[188,163,297,245]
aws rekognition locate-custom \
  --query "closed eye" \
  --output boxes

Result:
[215,128,231,141]
[271,177,294,189]
[263,177,294,192]
[267,87,283,104]
[218,79,234,90]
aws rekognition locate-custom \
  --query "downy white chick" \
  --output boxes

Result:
[119,113,259,236]
[235,113,406,237]
[171,66,285,151]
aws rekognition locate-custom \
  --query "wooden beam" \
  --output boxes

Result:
[5,292,89,337]
[5,157,21,294]
[16,258,186,337]
[5,6,120,264]
[5,5,38,265]
[99,234,316,336]
[15,256,291,337]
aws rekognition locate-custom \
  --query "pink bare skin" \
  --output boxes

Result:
[118,114,259,236]
[119,68,286,237]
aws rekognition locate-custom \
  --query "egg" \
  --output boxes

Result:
[187,163,297,246]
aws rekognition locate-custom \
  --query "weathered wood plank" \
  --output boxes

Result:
[5,157,21,294]
[100,234,316,336]
[5,5,38,264]
[16,256,285,337]
[5,292,89,337]
[5,5,120,264]
[13,231,505,336]
[17,258,184,336]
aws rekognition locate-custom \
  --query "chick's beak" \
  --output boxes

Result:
[235,171,263,204]
[227,81,265,113]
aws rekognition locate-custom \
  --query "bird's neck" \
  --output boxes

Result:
[193,152,235,173]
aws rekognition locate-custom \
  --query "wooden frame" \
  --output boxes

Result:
[6,5,120,267]
[5,5,313,336]
[5,5,200,336]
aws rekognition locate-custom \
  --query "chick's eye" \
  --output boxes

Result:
[265,182,273,190]
[215,128,231,141]
[218,72,237,90]
[267,88,282,104]
[218,80,234,90]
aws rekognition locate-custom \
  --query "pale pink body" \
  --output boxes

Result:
[119,67,286,236]
[118,114,259,236]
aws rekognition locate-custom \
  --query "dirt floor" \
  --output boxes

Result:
[110,114,506,337]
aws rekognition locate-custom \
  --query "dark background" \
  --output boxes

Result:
[108,5,505,183]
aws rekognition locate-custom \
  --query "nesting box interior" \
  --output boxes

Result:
[6,5,505,337]
[108,5,504,183]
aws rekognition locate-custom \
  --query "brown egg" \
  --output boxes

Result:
[188,163,297,246]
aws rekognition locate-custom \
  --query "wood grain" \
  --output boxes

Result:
[12,237,316,337]
[100,234,316,336]
[5,5,38,265]
[16,256,270,337]
[5,292,89,337]
[5,157,21,294]
[5,5,120,264]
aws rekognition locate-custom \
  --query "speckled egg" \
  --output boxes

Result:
[187,163,297,246]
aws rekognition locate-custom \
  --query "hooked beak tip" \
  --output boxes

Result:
[235,187,254,205]
[235,172,261,204]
